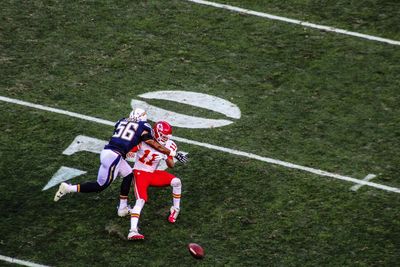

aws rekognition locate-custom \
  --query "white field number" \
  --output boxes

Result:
[131,90,241,128]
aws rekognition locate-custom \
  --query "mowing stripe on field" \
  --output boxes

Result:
[185,0,400,46]
[1,95,400,194]
[0,255,50,267]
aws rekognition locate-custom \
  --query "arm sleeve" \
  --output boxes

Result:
[130,145,139,153]
[167,141,177,160]
[139,122,154,138]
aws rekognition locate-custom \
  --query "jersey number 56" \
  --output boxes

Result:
[113,121,138,141]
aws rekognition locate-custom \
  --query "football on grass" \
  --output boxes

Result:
[188,243,204,259]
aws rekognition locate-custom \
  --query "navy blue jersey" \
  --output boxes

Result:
[104,118,153,157]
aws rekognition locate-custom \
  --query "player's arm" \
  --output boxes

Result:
[166,156,175,168]
[165,140,178,168]
[141,129,188,164]
[126,145,139,159]
[141,131,175,157]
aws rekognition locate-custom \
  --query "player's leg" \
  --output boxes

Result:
[54,150,121,201]
[169,177,182,223]
[128,170,150,240]
[151,170,181,223]
[71,150,120,193]
[116,173,132,216]
[117,160,134,217]
[128,198,145,240]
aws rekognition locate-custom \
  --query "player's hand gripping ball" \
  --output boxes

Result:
[188,243,204,259]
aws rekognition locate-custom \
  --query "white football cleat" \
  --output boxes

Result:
[117,206,131,217]
[127,229,144,240]
[54,182,71,202]
[168,206,180,223]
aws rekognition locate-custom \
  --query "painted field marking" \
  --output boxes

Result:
[131,98,233,128]
[133,90,241,128]
[185,0,400,46]
[42,166,87,191]
[350,174,377,191]
[0,96,114,127]
[0,254,50,267]
[1,95,400,194]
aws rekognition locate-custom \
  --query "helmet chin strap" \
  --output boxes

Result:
[157,136,168,144]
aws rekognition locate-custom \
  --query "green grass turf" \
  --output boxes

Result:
[1,1,400,266]
[218,0,400,40]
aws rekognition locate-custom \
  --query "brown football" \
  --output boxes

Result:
[188,243,205,259]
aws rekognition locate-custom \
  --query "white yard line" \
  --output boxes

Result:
[185,0,400,46]
[0,255,50,267]
[350,174,377,191]
[1,95,400,193]
[0,96,114,126]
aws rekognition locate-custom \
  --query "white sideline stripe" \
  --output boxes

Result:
[186,0,400,46]
[172,136,399,193]
[0,96,115,127]
[0,255,50,267]
[351,174,377,191]
[1,95,400,194]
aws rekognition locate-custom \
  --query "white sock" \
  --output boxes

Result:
[130,199,145,231]
[69,184,78,192]
[119,198,128,209]
[130,216,140,231]
[172,190,181,210]
[171,178,182,210]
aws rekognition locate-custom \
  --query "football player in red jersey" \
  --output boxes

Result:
[127,121,188,240]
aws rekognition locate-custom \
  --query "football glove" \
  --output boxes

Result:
[175,151,189,164]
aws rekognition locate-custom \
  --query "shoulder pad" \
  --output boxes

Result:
[166,140,177,151]
[139,122,154,137]
[138,121,151,128]
[114,118,126,127]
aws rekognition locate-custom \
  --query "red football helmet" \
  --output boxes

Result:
[153,121,172,144]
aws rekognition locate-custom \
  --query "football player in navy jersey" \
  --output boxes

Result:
[54,108,188,217]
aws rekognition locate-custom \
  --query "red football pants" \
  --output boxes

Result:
[133,169,176,201]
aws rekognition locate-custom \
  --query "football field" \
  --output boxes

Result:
[1,1,400,266]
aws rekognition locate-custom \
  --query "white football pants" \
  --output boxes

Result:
[97,149,132,186]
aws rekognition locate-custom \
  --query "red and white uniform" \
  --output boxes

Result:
[133,140,177,201]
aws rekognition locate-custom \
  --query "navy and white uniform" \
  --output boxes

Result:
[97,119,153,186]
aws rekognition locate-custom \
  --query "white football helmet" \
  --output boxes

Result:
[129,108,147,122]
